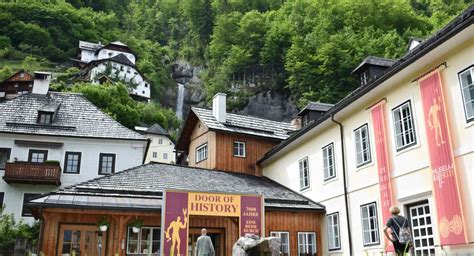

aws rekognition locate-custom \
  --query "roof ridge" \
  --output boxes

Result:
[192,107,292,125]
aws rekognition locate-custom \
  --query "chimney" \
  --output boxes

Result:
[212,93,227,123]
[32,72,52,95]
[291,116,302,130]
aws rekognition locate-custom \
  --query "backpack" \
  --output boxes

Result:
[392,217,411,244]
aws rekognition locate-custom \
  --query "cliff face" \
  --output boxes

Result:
[166,60,298,122]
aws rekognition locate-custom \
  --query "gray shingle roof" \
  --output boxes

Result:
[192,107,295,140]
[351,56,396,74]
[29,163,324,211]
[0,92,146,140]
[298,102,334,116]
[145,123,169,136]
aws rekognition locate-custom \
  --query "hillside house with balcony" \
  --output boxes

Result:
[0,72,148,222]
[0,70,34,100]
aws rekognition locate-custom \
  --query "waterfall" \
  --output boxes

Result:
[176,83,185,120]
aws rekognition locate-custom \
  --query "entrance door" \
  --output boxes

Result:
[58,224,106,256]
[188,228,224,256]
[408,202,435,255]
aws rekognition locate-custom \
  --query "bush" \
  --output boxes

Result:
[0,208,40,254]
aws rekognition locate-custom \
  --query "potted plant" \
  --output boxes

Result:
[44,160,60,165]
[129,218,144,233]
[97,216,110,232]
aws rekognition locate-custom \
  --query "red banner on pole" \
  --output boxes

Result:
[418,70,466,245]
[371,102,394,252]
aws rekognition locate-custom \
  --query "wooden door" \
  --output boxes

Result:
[57,224,106,256]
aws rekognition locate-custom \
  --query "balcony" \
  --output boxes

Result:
[3,162,61,186]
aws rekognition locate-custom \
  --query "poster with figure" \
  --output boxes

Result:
[161,190,264,256]
[418,70,466,245]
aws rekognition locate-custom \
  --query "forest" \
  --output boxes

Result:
[0,0,471,127]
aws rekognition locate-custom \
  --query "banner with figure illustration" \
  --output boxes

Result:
[418,70,466,245]
[161,190,264,256]
[370,101,394,252]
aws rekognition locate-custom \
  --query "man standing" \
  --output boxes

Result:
[195,228,215,256]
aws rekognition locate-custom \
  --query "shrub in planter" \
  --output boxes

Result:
[44,160,60,165]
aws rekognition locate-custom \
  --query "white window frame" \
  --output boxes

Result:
[458,66,474,122]
[126,226,161,255]
[360,202,380,246]
[327,212,341,251]
[233,141,246,157]
[158,138,163,144]
[195,143,208,163]
[299,157,310,191]
[270,231,290,256]
[392,101,417,151]
[354,124,372,167]
[322,143,336,181]
[297,232,317,256]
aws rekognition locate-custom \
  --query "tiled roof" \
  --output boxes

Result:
[351,56,396,74]
[192,108,295,140]
[0,92,146,140]
[29,163,325,211]
[298,102,334,116]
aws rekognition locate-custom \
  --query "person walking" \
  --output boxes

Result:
[195,228,215,256]
[384,205,412,255]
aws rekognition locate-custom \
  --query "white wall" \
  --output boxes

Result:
[80,49,97,63]
[91,62,151,99]
[97,49,136,64]
[144,134,175,164]
[0,133,146,223]
[262,26,474,255]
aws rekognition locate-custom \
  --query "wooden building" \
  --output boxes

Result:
[176,93,297,175]
[29,163,325,256]
[0,70,33,100]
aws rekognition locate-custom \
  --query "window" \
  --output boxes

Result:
[270,231,289,256]
[360,70,369,85]
[64,152,81,174]
[195,144,208,163]
[323,143,336,180]
[127,67,131,73]
[158,138,163,144]
[0,148,11,169]
[22,193,41,217]
[163,153,168,160]
[28,150,48,163]
[299,157,310,191]
[354,124,371,167]
[458,66,474,121]
[298,232,317,256]
[37,112,53,124]
[152,152,157,158]
[327,213,341,250]
[127,227,161,255]
[0,192,4,207]
[144,83,148,87]
[360,202,380,246]
[20,73,25,78]
[98,153,115,175]
[233,141,246,157]
[392,101,417,151]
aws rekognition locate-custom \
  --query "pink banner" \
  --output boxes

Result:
[371,102,394,252]
[163,191,189,256]
[240,196,263,236]
[419,71,466,245]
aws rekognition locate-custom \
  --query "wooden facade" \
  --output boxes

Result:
[187,120,280,175]
[0,70,33,98]
[38,208,322,256]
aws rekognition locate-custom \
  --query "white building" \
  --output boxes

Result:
[135,124,175,164]
[260,7,473,256]
[76,40,150,101]
[0,73,148,222]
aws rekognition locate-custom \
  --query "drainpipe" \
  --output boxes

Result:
[331,114,353,255]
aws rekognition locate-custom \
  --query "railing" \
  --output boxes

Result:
[3,162,61,185]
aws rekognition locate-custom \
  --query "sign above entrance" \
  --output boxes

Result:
[161,190,264,256]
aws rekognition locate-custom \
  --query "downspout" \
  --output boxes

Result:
[331,114,353,255]
[142,138,151,164]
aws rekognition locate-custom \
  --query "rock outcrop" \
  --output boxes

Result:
[239,91,298,122]
[232,234,281,256]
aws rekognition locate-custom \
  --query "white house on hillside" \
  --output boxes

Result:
[135,124,175,164]
[0,72,148,222]
[74,40,150,101]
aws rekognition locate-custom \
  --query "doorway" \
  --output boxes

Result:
[407,201,436,255]
[57,224,107,256]
[188,228,224,256]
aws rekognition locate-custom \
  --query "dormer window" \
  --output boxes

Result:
[37,111,53,124]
